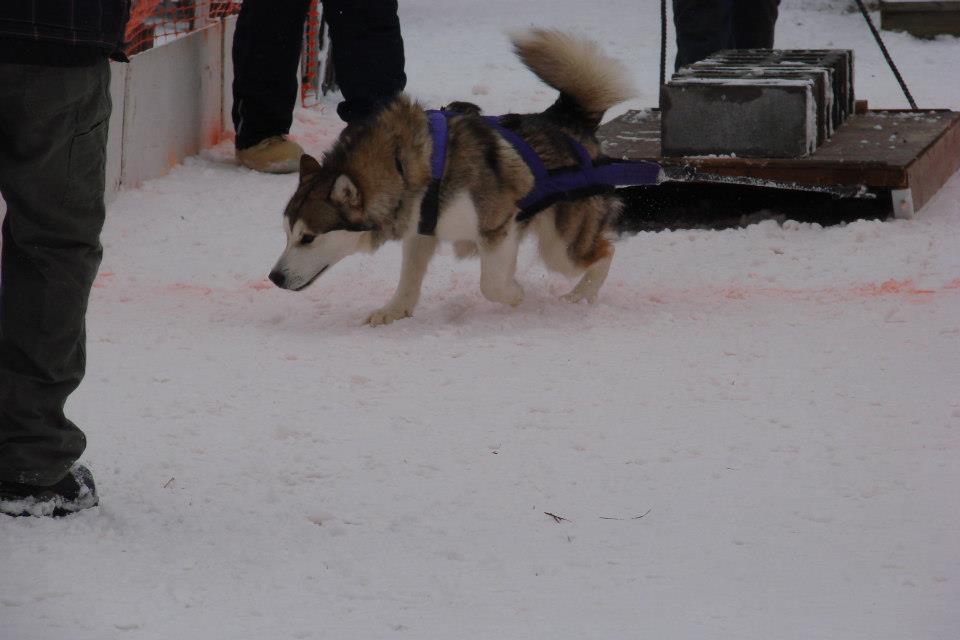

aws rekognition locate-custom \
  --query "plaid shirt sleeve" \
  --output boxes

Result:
[0,0,129,54]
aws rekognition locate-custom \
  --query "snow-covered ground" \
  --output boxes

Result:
[2,1,959,638]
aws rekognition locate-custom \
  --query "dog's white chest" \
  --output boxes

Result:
[434,191,479,242]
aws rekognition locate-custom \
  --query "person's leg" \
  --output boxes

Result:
[323,0,406,123]
[732,0,780,49]
[232,0,311,150]
[672,0,735,70]
[0,60,111,487]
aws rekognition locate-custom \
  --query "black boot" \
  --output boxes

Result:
[0,464,99,517]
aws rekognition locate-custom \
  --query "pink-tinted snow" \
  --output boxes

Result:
[2,1,959,639]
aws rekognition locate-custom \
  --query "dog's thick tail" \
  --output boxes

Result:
[511,29,635,130]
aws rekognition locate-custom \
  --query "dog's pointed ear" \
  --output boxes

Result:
[330,174,362,209]
[299,154,322,181]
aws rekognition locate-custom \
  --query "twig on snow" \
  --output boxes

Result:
[600,509,652,520]
[544,512,570,524]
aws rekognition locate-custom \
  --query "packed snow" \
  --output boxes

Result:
[2,1,959,639]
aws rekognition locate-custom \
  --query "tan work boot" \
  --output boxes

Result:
[236,136,304,174]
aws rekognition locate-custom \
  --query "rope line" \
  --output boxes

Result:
[853,0,918,109]
[659,0,667,89]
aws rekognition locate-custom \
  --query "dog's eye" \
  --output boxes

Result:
[394,153,404,177]
[300,234,316,245]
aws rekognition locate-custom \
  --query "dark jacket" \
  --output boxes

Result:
[0,0,130,66]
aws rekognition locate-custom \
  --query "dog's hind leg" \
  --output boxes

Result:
[547,197,618,304]
[562,240,614,304]
[366,233,438,326]
[479,220,524,307]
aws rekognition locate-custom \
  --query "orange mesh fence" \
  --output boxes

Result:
[300,0,338,108]
[124,1,242,56]
[125,0,323,108]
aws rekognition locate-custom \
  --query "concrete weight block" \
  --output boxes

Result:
[661,78,817,158]
[678,66,833,144]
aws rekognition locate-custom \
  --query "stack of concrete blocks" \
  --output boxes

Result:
[660,49,854,158]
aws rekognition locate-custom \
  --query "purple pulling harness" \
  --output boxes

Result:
[417,110,662,236]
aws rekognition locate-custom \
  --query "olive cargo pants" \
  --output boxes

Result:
[0,60,111,485]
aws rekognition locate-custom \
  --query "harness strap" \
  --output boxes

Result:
[569,134,595,170]
[516,159,663,221]
[482,117,549,181]
[418,109,661,236]
[418,111,449,235]
[427,111,449,180]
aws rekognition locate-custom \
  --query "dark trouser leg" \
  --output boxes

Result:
[732,0,780,49]
[0,61,111,485]
[232,0,311,150]
[673,0,734,70]
[324,0,406,123]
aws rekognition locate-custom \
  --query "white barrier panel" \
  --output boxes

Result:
[120,21,224,189]
[222,14,237,139]
[105,61,127,204]
[3,22,230,209]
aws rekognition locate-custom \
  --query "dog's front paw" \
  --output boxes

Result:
[481,280,524,307]
[365,304,413,326]
[504,284,525,307]
[561,290,597,304]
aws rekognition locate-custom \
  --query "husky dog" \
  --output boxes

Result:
[268,29,635,325]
